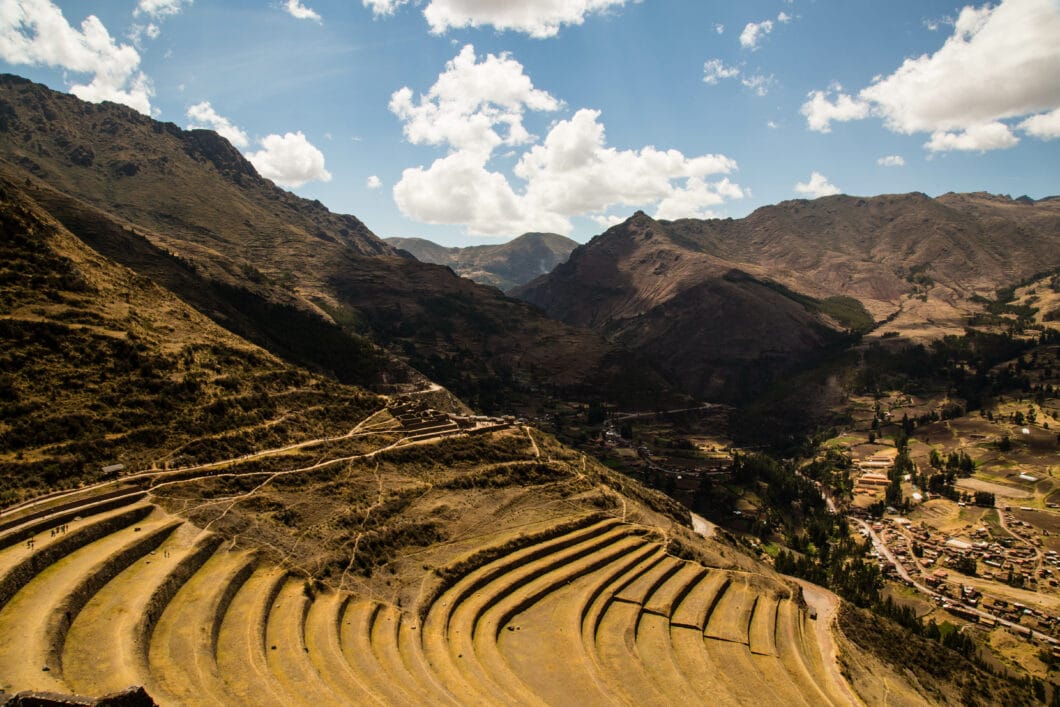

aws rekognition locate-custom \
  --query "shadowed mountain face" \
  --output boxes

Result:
[515,197,1060,400]
[0,75,674,411]
[385,233,578,292]
[0,176,381,495]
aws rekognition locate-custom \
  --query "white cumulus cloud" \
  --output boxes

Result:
[702,61,772,96]
[777,11,791,23]
[0,0,153,114]
[924,122,1019,152]
[391,46,742,236]
[655,177,745,221]
[592,213,626,228]
[515,109,738,219]
[247,132,332,188]
[714,23,724,34]
[741,74,774,97]
[186,101,249,148]
[284,0,321,21]
[702,59,739,85]
[182,102,330,188]
[134,0,192,18]
[390,44,560,156]
[802,0,1060,151]
[1020,107,1060,139]
[366,175,382,189]
[739,19,773,49]
[365,0,632,38]
[877,155,905,167]
[800,88,870,133]
[363,0,404,15]
[794,171,841,199]
[425,0,633,38]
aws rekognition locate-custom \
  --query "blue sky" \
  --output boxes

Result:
[1,0,1058,246]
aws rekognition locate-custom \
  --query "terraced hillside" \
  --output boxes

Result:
[0,489,853,705]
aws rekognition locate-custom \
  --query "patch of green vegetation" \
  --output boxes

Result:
[745,274,875,334]
[817,295,875,334]
[969,271,1060,324]
[905,263,934,288]
[857,328,1060,407]
[437,462,569,489]
[372,433,530,472]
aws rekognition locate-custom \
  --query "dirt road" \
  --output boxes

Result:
[790,578,863,706]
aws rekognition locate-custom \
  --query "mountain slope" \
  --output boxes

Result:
[386,232,577,291]
[515,197,1060,401]
[0,75,671,410]
[0,177,379,503]
[514,212,854,400]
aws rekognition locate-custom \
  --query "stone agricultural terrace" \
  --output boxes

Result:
[0,492,848,705]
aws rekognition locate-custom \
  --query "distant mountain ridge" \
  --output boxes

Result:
[0,74,673,411]
[385,232,577,291]
[514,195,1060,400]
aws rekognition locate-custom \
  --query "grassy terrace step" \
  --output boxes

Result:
[784,599,848,706]
[370,603,453,705]
[264,577,344,705]
[750,651,818,707]
[62,523,204,698]
[635,612,702,704]
[420,516,620,703]
[613,555,682,605]
[705,638,793,706]
[481,533,651,704]
[45,520,181,674]
[393,606,459,705]
[443,525,641,705]
[670,570,730,630]
[497,539,660,706]
[0,492,146,552]
[668,626,745,703]
[0,505,166,695]
[0,504,154,611]
[149,545,258,706]
[593,598,671,706]
[582,550,664,643]
[773,599,836,706]
[642,562,706,618]
[704,578,757,644]
[748,593,781,656]
[216,566,289,706]
[342,600,427,706]
[579,547,664,687]
[575,543,662,631]
[420,512,612,621]
[303,592,382,705]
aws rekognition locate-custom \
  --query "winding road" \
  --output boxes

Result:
[790,577,864,706]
